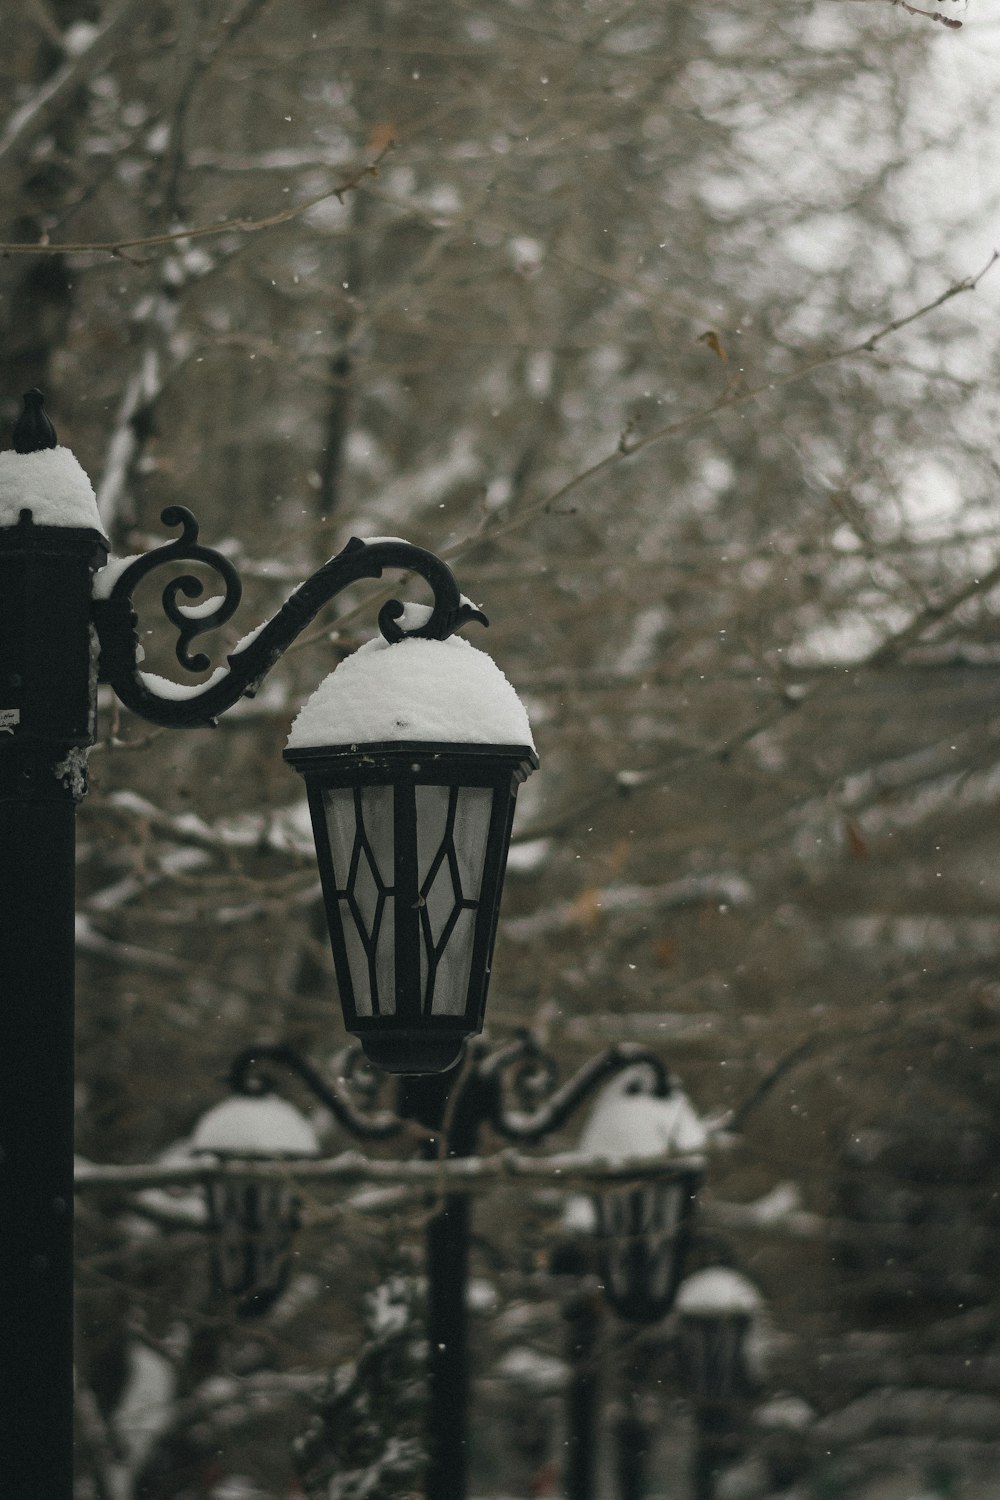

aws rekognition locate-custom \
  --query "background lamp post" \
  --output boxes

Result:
[675,1267,763,1500]
[193,1036,702,1500]
[0,391,532,1498]
[544,1067,709,1500]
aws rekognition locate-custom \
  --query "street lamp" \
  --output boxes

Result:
[576,1064,707,1324]
[675,1266,762,1500]
[284,629,536,1075]
[192,1036,695,1500]
[0,390,534,1499]
[555,1067,708,1500]
[675,1266,761,1407]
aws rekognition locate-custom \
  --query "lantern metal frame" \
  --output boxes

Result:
[286,740,537,1073]
[594,1161,703,1323]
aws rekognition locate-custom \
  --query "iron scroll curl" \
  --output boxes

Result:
[92,507,488,730]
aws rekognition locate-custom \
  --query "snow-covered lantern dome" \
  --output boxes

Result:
[190,1093,320,1318]
[577,1066,707,1323]
[284,612,537,1076]
[675,1267,762,1408]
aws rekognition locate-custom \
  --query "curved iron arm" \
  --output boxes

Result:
[92,506,487,729]
[228,1042,406,1141]
[482,1039,672,1145]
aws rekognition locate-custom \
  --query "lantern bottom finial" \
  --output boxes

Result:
[360,1034,467,1076]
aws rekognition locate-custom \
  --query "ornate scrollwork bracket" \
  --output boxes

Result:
[92,506,488,730]
[226,1036,676,1156]
[228,1042,406,1141]
[479,1036,674,1144]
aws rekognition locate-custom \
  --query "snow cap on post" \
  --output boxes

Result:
[577,1066,709,1160]
[675,1266,762,1318]
[190,1094,321,1159]
[0,391,106,534]
[286,602,534,750]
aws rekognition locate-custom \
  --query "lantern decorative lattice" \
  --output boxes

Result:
[190,1094,320,1317]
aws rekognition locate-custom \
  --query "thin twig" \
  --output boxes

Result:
[455,253,999,558]
[0,141,394,260]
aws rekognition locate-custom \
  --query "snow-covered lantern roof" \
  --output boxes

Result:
[284,609,537,1076]
[675,1267,762,1409]
[575,1065,707,1324]
[191,1093,321,1318]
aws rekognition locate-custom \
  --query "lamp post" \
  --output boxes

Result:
[675,1267,762,1500]
[555,1068,708,1500]
[0,390,535,1498]
[193,1036,704,1500]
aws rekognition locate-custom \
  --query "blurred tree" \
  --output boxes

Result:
[3,0,1000,1494]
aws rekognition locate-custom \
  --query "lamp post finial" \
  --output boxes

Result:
[13,389,58,453]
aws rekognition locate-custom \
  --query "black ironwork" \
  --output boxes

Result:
[199,1036,701,1500]
[206,1177,304,1318]
[0,397,108,1497]
[229,1042,407,1141]
[678,1306,754,1410]
[93,506,487,728]
[0,388,525,1500]
[12,386,57,453]
[595,1167,701,1323]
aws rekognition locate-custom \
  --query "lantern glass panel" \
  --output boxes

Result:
[322,785,395,1018]
[416,783,493,1017]
[287,740,537,1073]
[206,1179,299,1318]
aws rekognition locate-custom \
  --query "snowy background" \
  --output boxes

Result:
[4,1,1000,1496]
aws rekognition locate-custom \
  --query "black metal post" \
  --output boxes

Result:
[691,1421,719,1500]
[614,1390,651,1500]
[614,1407,647,1500]
[564,1289,601,1500]
[399,1069,495,1500]
[226,1042,700,1500]
[690,1408,740,1500]
[0,512,107,1498]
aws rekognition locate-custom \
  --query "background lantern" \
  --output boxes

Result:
[575,1065,707,1323]
[285,614,536,1075]
[190,1093,321,1317]
[675,1266,762,1409]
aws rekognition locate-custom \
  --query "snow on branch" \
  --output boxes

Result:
[447,253,999,565]
[74,1146,708,1196]
[0,0,148,170]
[504,873,753,941]
[75,914,186,973]
[100,788,315,861]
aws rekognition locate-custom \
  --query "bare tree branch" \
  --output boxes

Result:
[0,142,394,260]
[0,0,149,169]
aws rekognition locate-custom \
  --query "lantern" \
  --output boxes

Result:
[577,1066,707,1323]
[284,619,536,1075]
[190,1093,320,1317]
[675,1267,762,1408]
